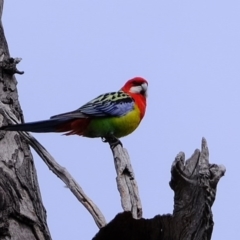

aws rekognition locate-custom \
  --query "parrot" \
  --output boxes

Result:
[0,77,148,140]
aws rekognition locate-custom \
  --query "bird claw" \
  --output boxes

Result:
[101,136,123,148]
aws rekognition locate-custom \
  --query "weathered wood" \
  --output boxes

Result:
[0,101,107,229]
[0,1,51,239]
[93,138,225,240]
[0,57,24,75]
[108,140,142,219]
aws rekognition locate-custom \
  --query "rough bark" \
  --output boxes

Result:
[0,1,51,239]
[93,138,225,240]
[107,139,142,219]
[0,101,106,229]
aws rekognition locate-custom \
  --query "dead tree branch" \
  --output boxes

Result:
[108,140,142,219]
[93,138,225,240]
[0,101,106,229]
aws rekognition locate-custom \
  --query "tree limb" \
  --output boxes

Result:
[93,138,225,240]
[108,139,142,219]
[0,101,106,229]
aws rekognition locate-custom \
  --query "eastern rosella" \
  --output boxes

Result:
[0,77,148,139]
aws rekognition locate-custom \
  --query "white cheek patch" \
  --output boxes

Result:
[129,86,142,93]
[129,83,148,96]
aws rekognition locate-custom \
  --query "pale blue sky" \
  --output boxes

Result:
[3,1,240,239]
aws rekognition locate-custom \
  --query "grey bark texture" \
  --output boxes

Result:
[0,1,51,239]
[108,140,142,219]
[93,138,225,240]
[0,98,107,229]
[0,1,106,232]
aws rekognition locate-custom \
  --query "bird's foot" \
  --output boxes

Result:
[101,135,123,148]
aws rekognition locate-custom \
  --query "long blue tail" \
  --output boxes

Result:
[0,118,73,133]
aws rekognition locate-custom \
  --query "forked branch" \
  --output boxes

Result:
[0,101,143,229]
[0,101,106,229]
[93,138,226,240]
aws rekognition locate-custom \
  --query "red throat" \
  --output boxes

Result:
[130,93,146,119]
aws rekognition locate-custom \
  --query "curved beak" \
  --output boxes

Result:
[141,83,148,97]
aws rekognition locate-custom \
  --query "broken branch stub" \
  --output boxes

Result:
[169,137,226,239]
[93,138,225,240]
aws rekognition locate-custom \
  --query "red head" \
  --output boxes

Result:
[121,77,148,119]
[121,77,148,98]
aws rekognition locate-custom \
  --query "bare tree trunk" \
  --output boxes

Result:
[0,1,51,239]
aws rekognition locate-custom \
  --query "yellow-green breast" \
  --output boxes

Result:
[83,104,141,138]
